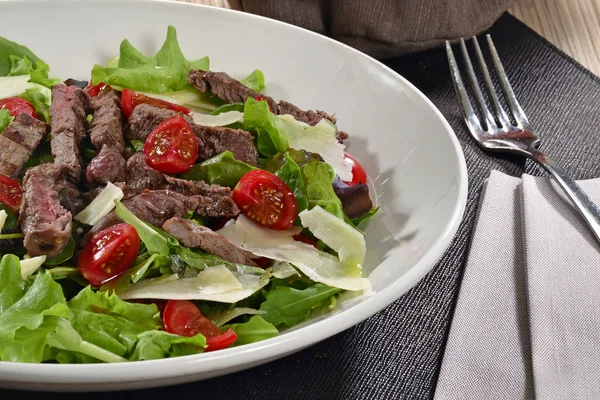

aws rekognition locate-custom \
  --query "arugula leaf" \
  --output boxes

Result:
[91,26,209,93]
[130,330,206,361]
[301,161,344,219]
[240,70,265,92]
[276,152,308,215]
[44,236,76,266]
[210,103,244,116]
[181,151,258,188]
[259,283,342,327]
[8,56,59,88]
[244,97,288,157]
[351,207,379,228]
[0,109,13,134]
[114,200,170,255]
[224,315,278,346]
[0,37,40,76]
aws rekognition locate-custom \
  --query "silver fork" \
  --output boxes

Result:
[446,35,600,244]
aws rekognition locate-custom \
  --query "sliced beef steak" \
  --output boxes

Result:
[88,88,125,154]
[127,104,258,165]
[0,114,47,178]
[86,148,127,185]
[188,69,336,126]
[50,84,91,181]
[188,69,278,112]
[86,88,126,185]
[20,164,73,257]
[126,152,239,218]
[162,217,257,267]
[84,190,200,244]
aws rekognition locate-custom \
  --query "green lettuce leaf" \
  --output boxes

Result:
[130,330,206,361]
[44,236,76,266]
[0,37,39,76]
[259,283,342,327]
[276,152,308,215]
[91,26,209,94]
[0,256,125,363]
[55,287,161,361]
[0,108,13,134]
[301,161,344,219]
[0,205,18,230]
[181,151,258,188]
[19,86,52,122]
[114,200,170,255]
[8,56,60,88]
[351,207,379,229]
[224,315,278,346]
[240,70,265,92]
[243,97,288,157]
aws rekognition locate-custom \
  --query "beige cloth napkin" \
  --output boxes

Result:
[435,170,600,400]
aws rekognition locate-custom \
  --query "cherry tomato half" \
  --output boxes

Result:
[342,152,367,186]
[163,300,238,351]
[143,114,199,174]
[0,175,22,213]
[0,97,37,119]
[77,223,141,286]
[85,81,109,97]
[232,170,297,230]
[205,329,238,352]
[121,88,190,118]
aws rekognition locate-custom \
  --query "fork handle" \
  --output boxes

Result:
[527,148,600,244]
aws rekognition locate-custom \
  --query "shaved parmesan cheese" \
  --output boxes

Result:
[299,206,366,267]
[75,182,124,225]
[277,114,352,181]
[191,110,243,127]
[0,210,7,232]
[218,216,370,291]
[119,264,269,303]
[20,255,46,279]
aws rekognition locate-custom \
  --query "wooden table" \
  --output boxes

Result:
[178,0,600,76]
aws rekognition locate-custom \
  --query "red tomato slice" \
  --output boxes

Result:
[342,152,368,186]
[121,88,190,118]
[205,329,238,352]
[85,81,109,97]
[77,223,141,286]
[0,175,22,213]
[143,114,198,174]
[163,300,221,338]
[232,170,297,230]
[0,97,37,119]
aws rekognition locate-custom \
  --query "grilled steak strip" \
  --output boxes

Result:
[83,189,201,245]
[49,84,91,181]
[127,104,259,166]
[0,114,47,178]
[88,88,126,154]
[163,217,257,267]
[126,153,239,218]
[20,164,74,257]
[188,69,336,126]
[86,88,127,185]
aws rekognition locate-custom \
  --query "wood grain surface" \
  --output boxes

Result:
[177,0,600,76]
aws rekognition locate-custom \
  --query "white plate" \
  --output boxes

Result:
[0,0,467,392]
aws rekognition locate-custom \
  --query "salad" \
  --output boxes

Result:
[0,26,377,363]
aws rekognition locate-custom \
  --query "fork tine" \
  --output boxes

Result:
[486,34,530,128]
[471,36,512,130]
[458,38,497,132]
[445,41,481,133]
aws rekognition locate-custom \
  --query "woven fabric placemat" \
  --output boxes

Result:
[3,13,600,400]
